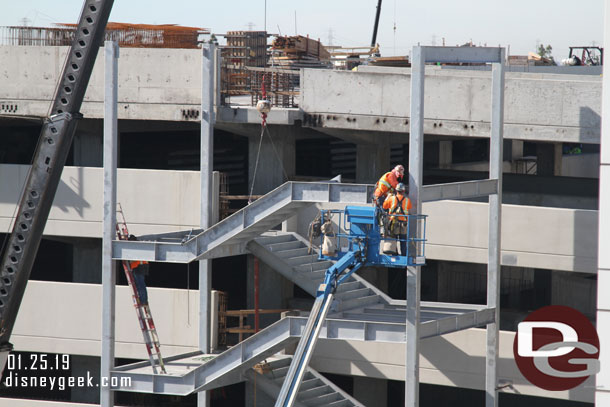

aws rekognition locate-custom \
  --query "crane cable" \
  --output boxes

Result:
[248,74,289,204]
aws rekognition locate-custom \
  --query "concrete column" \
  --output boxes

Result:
[354,377,388,407]
[510,140,524,173]
[248,125,295,195]
[511,140,524,160]
[73,129,103,167]
[247,255,293,329]
[536,142,562,176]
[438,140,452,169]
[71,356,100,404]
[73,238,102,284]
[356,143,390,184]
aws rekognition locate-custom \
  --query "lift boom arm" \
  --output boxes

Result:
[0,0,115,367]
[274,250,365,407]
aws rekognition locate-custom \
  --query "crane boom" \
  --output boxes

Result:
[0,0,115,370]
[371,0,383,48]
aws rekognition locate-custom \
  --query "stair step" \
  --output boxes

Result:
[335,287,371,301]
[276,247,311,259]
[325,399,352,407]
[337,294,382,311]
[266,240,302,252]
[272,366,290,380]
[254,234,294,246]
[294,261,333,273]
[286,254,319,266]
[335,281,362,293]
[307,270,326,281]
[302,392,341,406]
[298,384,331,400]
[266,357,292,370]
[299,377,322,391]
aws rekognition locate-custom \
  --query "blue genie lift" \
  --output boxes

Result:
[275,205,427,407]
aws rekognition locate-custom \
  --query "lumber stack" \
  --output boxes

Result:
[270,35,331,69]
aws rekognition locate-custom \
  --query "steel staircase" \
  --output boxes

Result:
[245,356,365,407]
[247,231,394,314]
[110,181,496,398]
[112,182,374,263]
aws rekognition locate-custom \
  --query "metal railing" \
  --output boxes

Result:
[318,208,427,263]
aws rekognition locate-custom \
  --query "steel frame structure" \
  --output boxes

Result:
[407,46,505,407]
[101,45,505,406]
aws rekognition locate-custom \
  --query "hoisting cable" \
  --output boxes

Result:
[248,73,289,203]
[248,74,270,204]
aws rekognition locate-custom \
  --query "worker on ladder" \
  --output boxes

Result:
[382,183,412,256]
[128,235,149,305]
[373,164,405,207]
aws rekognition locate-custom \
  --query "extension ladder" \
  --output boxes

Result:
[116,204,167,374]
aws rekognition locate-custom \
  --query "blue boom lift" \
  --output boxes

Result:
[274,205,427,407]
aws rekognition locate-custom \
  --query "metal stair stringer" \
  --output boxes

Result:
[245,355,366,407]
[112,181,375,263]
[112,316,301,395]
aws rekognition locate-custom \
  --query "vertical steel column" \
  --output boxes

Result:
[485,50,505,407]
[597,3,610,405]
[101,40,118,407]
[199,42,216,407]
[406,46,425,407]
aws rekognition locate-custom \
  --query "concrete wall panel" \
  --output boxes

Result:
[296,200,598,273]
[302,68,601,143]
[310,328,594,403]
[0,46,201,120]
[0,164,200,238]
[12,281,199,359]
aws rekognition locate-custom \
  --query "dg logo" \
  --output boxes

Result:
[513,305,600,391]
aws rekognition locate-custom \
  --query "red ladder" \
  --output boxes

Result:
[116,204,167,374]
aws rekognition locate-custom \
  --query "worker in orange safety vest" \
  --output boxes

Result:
[128,235,150,305]
[373,164,405,206]
[382,183,412,256]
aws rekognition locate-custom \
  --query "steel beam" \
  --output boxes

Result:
[421,179,498,202]
[199,42,215,407]
[110,305,493,396]
[101,40,118,407]
[406,45,505,407]
[486,50,505,407]
[112,182,375,263]
[406,45,425,407]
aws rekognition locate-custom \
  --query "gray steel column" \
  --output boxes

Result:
[199,42,216,407]
[406,46,425,407]
[101,40,119,407]
[485,50,505,407]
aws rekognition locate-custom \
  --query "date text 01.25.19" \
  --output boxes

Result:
[7,353,70,371]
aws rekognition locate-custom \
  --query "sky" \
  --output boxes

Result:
[0,0,604,61]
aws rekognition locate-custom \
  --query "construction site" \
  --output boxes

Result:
[0,0,609,406]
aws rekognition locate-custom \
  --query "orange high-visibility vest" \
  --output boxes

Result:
[374,172,399,199]
[383,193,412,221]
[130,260,148,270]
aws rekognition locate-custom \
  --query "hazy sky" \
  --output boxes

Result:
[0,0,604,61]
